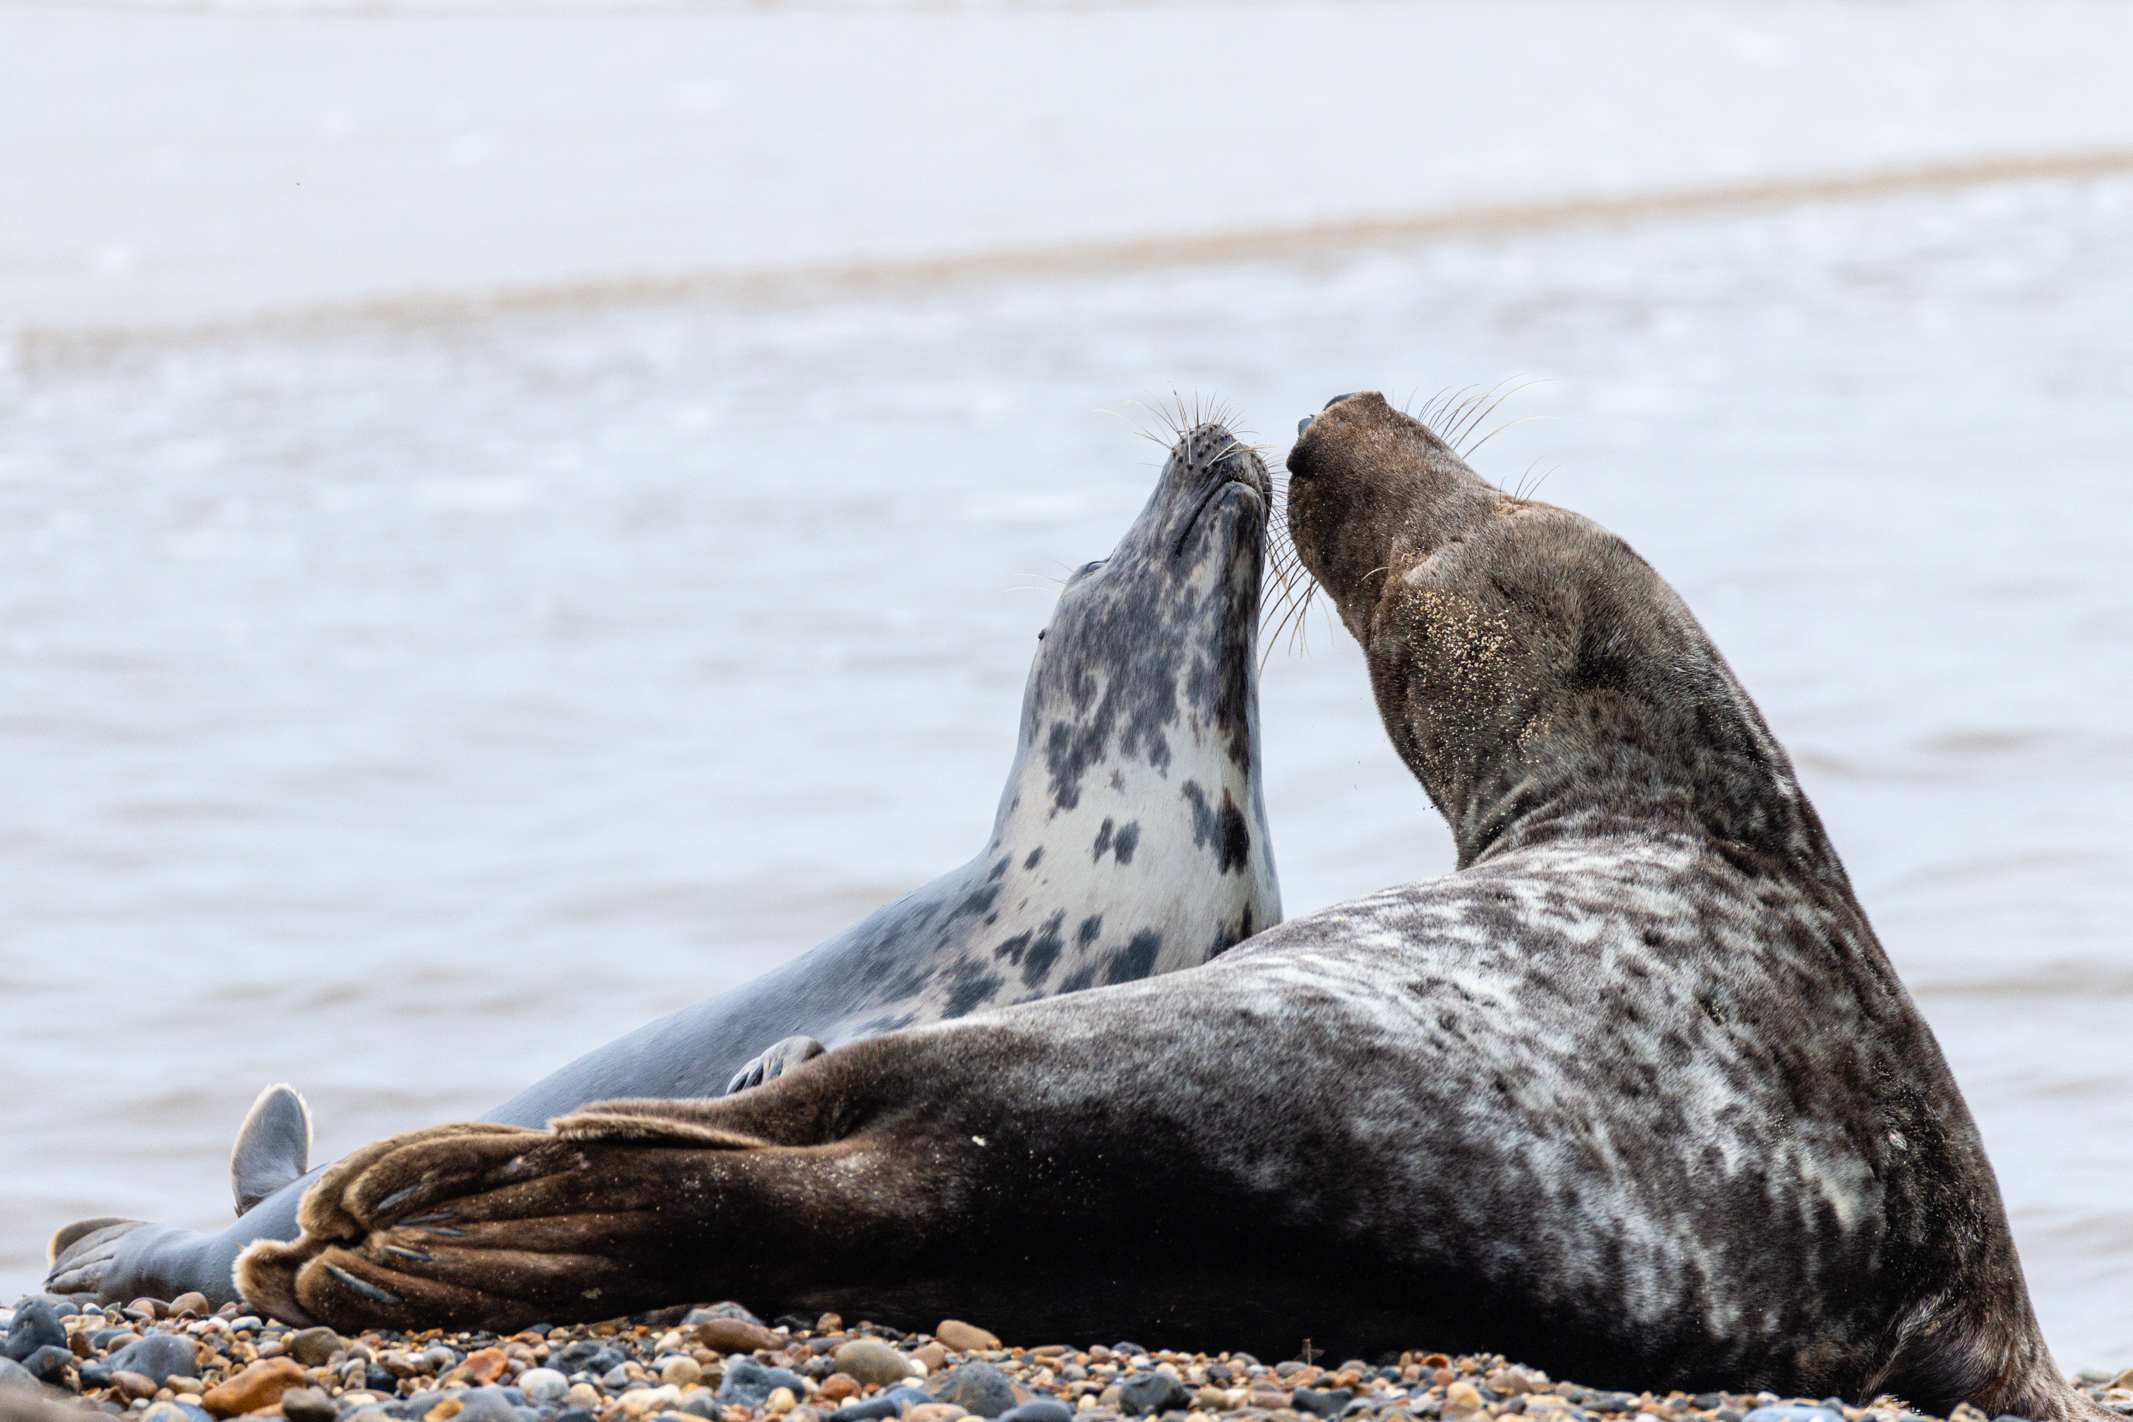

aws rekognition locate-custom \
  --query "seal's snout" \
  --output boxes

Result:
[1162,420,1271,561]
[1175,420,1271,501]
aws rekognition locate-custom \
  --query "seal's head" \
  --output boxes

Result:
[1024,418,1274,811]
[974,417,1280,986]
[1286,391,1830,874]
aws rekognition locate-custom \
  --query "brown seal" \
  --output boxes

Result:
[231,393,2096,1422]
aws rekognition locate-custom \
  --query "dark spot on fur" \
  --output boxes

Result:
[1077,914,1103,946]
[987,856,1010,882]
[1093,818,1114,861]
[1058,965,1097,994]
[1113,822,1140,865]
[943,962,1006,1017]
[993,930,1033,965]
[1215,799,1248,872]
[1024,846,1044,870]
[1105,929,1163,984]
[1180,781,1251,873]
[1022,911,1067,986]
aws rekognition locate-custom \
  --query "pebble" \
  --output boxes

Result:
[141,1404,214,1422]
[997,1404,1073,1422]
[933,1364,1016,1419]
[519,1369,571,1404]
[16,1293,2130,1422]
[906,1405,967,1422]
[720,1359,811,1409]
[1103,1374,1178,1419]
[1444,1381,1486,1416]
[834,1342,917,1389]
[1290,1387,1352,1419]
[103,1334,201,1388]
[289,1329,348,1368]
[283,1386,341,1422]
[201,1355,308,1417]
[685,1319,784,1356]
[933,1324,1000,1356]
[5,1302,69,1363]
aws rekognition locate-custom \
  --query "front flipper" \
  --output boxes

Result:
[725,1035,827,1095]
[232,1084,313,1216]
[236,1111,774,1330]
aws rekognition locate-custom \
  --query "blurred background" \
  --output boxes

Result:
[3,0,2130,1372]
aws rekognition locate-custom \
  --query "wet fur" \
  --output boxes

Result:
[238,395,2091,1421]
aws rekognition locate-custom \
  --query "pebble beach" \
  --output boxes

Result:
[3,1298,2130,1422]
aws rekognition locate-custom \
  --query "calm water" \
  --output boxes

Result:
[3,176,2129,1366]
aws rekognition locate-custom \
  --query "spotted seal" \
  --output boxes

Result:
[44,418,1282,1308]
[217,392,2087,1421]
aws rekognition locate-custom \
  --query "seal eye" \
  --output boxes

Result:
[1296,416,1315,437]
[1324,392,1360,410]
[1075,560,1106,579]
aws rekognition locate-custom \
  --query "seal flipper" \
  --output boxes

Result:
[232,1084,313,1217]
[723,1035,826,1096]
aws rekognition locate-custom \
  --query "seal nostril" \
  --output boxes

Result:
[1324,392,1360,410]
[1296,416,1314,437]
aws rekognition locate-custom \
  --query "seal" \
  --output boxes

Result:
[201,391,2092,1420]
[43,417,1283,1308]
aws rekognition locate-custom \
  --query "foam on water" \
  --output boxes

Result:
[2,175,2129,1366]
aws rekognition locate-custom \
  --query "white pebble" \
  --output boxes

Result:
[519,1368,570,1403]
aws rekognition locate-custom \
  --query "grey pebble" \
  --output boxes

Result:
[1742,1407,1844,1422]
[1292,1388,1354,1420]
[4,1301,67,1363]
[998,1403,1075,1422]
[717,1359,809,1409]
[20,1344,76,1387]
[105,1334,200,1388]
[934,1363,1018,1419]
[682,1304,767,1329]
[831,1385,932,1422]
[140,1404,214,1422]
[1114,1373,1192,1417]
[454,1387,523,1422]
[279,1386,337,1422]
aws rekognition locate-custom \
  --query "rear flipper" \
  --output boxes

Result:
[234,1106,819,1331]
[233,1084,313,1216]
[46,1082,316,1303]
[725,1035,826,1095]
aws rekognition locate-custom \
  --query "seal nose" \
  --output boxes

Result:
[1296,415,1314,437]
[1324,392,1360,410]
